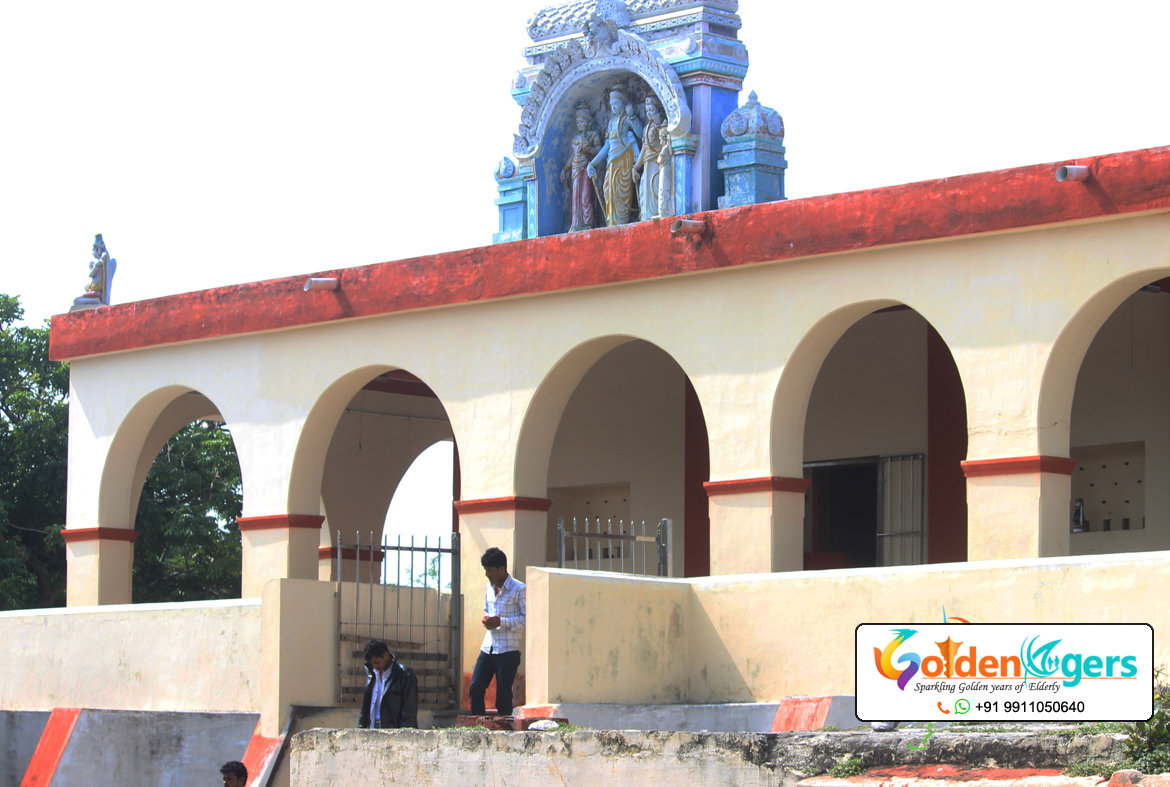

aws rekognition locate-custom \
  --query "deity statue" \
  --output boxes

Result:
[634,96,667,221]
[561,101,602,232]
[70,234,118,311]
[587,86,643,227]
[656,123,675,220]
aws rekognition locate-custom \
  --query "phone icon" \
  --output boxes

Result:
[937,701,950,714]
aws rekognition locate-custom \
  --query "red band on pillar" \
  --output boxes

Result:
[237,514,326,531]
[61,527,139,543]
[704,477,810,496]
[318,547,386,562]
[453,497,553,514]
[961,456,1077,477]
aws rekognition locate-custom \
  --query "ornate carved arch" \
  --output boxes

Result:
[512,29,692,160]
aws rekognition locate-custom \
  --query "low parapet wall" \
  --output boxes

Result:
[0,598,262,713]
[526,551,1170,705]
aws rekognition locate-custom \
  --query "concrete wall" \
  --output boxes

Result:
[546,340,687,572]
[1070,288,1170,554]
[526,551,1170,705]
[1,711,48,787]
[0,599,261,712]
[292,728,806,787]
[51,709,256,787]
[804,309,928,462]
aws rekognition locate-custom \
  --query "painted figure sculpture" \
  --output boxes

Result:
[588,86,643,227]
[70,233,117,311]
[635,96,667,221]
[561,101,602,232]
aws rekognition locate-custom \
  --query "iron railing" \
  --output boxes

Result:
[336,531,460,710]
[556,516,671,577]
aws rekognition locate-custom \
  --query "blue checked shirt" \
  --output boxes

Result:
[481,575,525,654]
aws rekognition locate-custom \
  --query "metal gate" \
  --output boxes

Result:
[556,517,671,576]
[877,454,925,567]
[336,531,460,710]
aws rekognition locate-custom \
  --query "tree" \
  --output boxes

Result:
[0,292,244,609]
[132,420,243,602]
[0,294,69,609]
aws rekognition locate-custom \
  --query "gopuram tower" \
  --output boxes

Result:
[493,0,786,243]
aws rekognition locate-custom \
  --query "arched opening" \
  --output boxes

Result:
[306,369,459,582]
[1064,276,1170,554]
[522,337,710,577]
[793,306,968,570]
[100,388,244,602]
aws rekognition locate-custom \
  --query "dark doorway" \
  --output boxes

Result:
[804,458,878,569]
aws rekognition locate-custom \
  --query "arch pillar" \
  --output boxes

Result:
[62,527,137,606]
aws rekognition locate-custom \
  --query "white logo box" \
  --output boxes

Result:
[855,623,1153,722]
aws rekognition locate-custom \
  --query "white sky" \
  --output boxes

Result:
[3,0,1167,538]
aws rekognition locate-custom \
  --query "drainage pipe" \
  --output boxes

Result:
[1055,165,1090,182]
[671,219,706,235]
[304,277,340,291]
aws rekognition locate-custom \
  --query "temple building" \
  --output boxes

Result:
[4,0,1169,783]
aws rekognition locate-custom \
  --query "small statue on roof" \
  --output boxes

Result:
[70,233,118,311]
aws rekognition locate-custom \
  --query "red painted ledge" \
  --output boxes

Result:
[454,496,553,514]
[961,455,1078,477]
[49,145,1170,361]
[61,527,139,544]
[705,476,811,496]
[20,707,81,787]
[319,547,386,562]
[237,514,326,531]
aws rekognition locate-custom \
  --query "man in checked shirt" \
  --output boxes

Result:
[469,547,526,717]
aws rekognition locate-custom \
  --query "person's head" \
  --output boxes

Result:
[220,761,247,787]
[363,640,393,672]
[609,87,627,114]
[481,547,508,586]
[575,101,591,132]
[645,96,663,124]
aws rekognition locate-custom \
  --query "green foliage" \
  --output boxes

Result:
[828,756,867,778]
[0,294,69,609]
[132,420,243,602]
[0,292,244,607]
[1063,760,1121,778]
[1124,667,1170,774]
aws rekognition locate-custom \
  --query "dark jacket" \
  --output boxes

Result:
[359,658,419,729]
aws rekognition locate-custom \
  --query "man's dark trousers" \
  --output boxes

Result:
[469,650,521,716]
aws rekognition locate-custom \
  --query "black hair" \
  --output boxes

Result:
[480,547,508,570]
[363,639,391,662]
[220,761,247,781]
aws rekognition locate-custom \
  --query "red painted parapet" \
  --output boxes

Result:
[49,145,1170,361]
